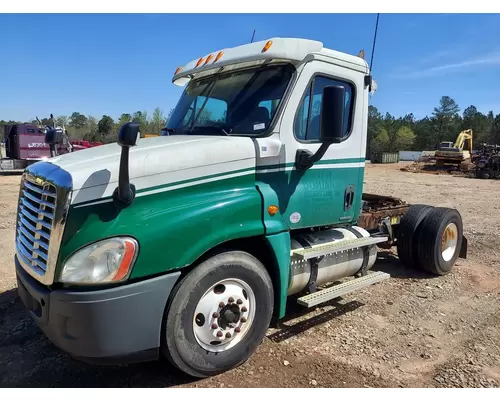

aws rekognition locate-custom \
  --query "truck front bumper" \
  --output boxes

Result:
[15,256,181,364]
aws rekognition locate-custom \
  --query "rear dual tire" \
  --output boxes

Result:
[397,205,463,275]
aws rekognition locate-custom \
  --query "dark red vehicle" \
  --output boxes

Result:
[1,122,78,171]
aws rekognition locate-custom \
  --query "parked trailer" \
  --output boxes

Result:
[14,37,467,378]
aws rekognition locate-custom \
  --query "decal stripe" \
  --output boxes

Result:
[72,158,366,208]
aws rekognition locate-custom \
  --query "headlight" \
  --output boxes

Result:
[60,237,138,284]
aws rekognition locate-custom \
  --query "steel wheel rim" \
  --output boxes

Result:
[192,278,256,352]
[441,222,458,262]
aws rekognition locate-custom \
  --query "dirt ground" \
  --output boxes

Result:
[1,163,499,388]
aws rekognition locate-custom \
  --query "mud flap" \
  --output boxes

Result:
[459,235,468,259]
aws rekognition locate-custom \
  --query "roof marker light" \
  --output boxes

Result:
[174,66,183,75]
[262,40,273,53]
[215,51,224,62]
[204,54,214,65]
[196,57,205,67]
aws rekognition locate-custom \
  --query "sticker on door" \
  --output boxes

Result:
[289,212,301,224]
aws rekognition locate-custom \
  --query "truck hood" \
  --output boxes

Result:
[48,135,257,205]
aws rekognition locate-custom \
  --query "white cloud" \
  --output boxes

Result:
[396,51,500,79]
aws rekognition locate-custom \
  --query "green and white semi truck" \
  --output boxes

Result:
[14,37,467,378]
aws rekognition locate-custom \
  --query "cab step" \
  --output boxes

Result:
[292,236,388,260]
[296,270,391,308]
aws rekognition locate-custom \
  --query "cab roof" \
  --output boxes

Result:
[172,37,370,86]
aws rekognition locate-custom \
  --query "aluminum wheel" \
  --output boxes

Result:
[193,278,256,353]
[441,222,458,262]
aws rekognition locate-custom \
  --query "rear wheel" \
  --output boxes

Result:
[417,207,463,275]
[396,204,434,269]
[161,251,274,378]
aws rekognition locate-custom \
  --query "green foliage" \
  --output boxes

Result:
[151,107,165,134]
[5,98,497,151]
[369,95,498,153]
[97,115,115,143]
[69,112,88,129]
[371,128,390,153]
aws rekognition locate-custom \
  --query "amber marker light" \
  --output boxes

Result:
[204,54,214,64]
[215,51,224,62]
[196,57,205,67]
[262,40,273,53]
[174,66,182,75]
[268,205,279,216]
[113,239,137,282]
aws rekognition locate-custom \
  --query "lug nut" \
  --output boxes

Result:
[212,312,219,318]
[241,306,248,312]
[225,332,232,338]
[219,302,225,308]
[211,323,218,329]
[241,317,247,323]
[235,327,241,333]
[228,297,234,303]
[216,331,223,337]
[237,299,243,305]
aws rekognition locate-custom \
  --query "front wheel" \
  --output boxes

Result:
[161,251,274,378]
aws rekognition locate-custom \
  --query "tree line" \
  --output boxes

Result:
[368,96,500,155]
[2,96,500,150]
[1,107,174,144]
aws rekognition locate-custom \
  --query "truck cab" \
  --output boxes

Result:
[14,37,466,378]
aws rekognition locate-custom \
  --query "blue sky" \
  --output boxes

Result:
[2,13,500,122]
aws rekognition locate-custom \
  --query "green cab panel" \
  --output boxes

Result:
[279,159,365,229]
[57,174,265,280]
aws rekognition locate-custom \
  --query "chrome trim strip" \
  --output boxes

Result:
[19,206,53,230]
[22,191,56,216]
[23,180,57,198]
[18,225,49,252]
[18,219,51,241]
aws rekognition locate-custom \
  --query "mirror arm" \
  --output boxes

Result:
[295,142,331,170]
[113,146,136,207]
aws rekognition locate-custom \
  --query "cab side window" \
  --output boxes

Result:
[294,76,354,141]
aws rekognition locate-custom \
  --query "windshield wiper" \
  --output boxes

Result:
[162,127,176,135]
[190,125,233,136]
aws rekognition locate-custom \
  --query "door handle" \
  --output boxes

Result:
[344,185,355,211]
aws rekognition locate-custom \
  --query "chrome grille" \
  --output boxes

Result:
[16,177,57,276]
[15,162,73,285]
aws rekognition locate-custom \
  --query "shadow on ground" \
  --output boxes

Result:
[372,250,436,280]
[0,288,196,388]
[0,251,433,387]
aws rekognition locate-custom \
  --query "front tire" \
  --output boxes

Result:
[161,251,274,378]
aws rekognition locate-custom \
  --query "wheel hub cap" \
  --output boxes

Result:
[193,278,255,352]
[441,222,458,262]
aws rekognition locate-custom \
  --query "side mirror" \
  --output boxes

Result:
[114,122,140,207]
[320,85,346,143]
[45,128,63,158]
[45,128,63,145]
[117,122,140,147]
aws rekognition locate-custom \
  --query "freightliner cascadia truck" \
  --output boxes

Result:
[14,37,467,378]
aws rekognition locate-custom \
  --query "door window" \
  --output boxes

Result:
[294,76,354,141]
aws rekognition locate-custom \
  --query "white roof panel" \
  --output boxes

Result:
[172,37,370,84]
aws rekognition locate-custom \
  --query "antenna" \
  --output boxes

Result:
[369,13,380,72]
[250,29,256,43]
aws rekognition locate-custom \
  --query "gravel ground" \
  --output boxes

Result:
[1,163,499,388]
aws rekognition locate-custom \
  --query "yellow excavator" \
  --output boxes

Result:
[435,129,473,170]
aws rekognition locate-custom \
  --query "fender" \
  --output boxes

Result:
[57,173,265,280]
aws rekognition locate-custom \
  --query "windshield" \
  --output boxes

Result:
[166,64,294,136]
